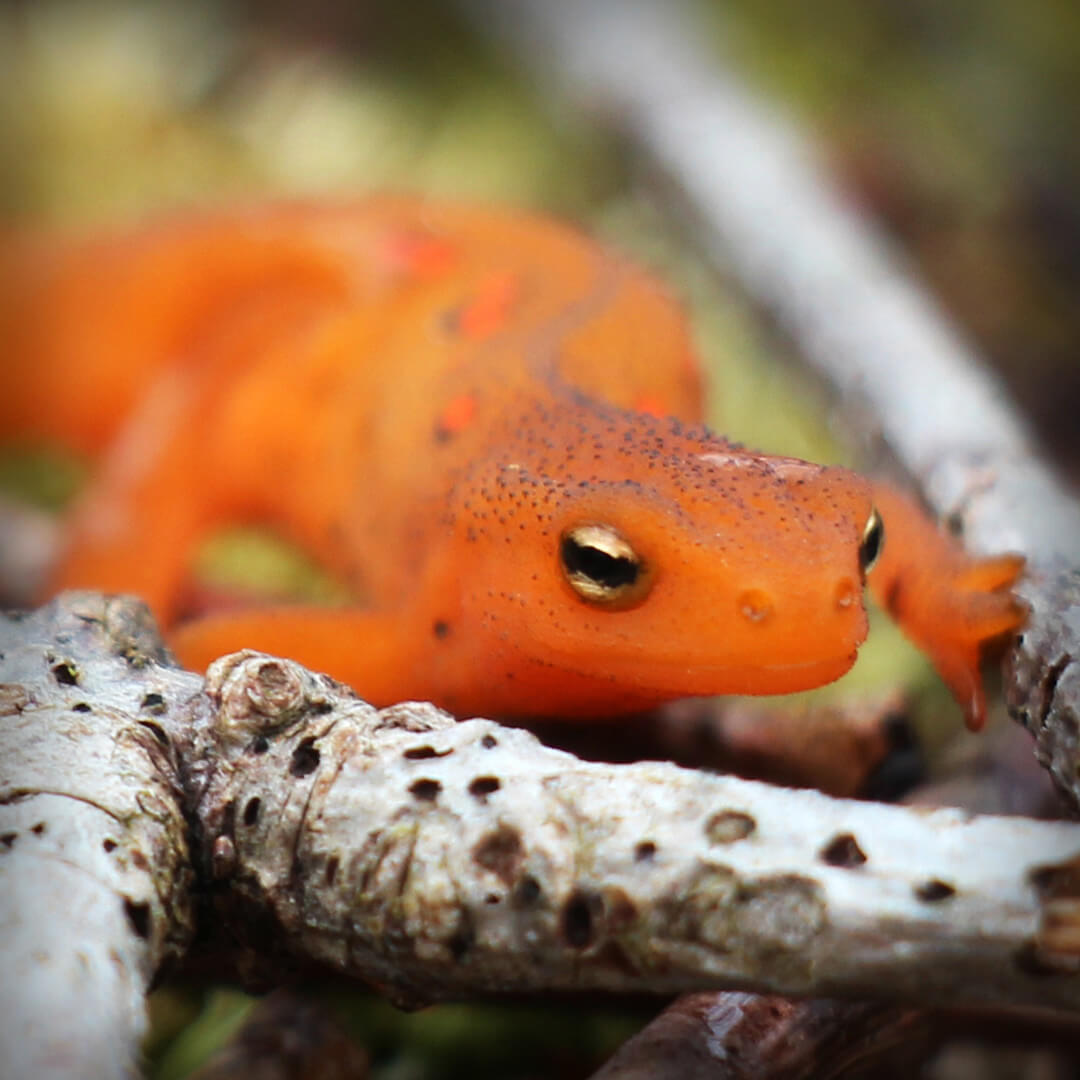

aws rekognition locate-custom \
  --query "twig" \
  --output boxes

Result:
[589,994,928,1080]
[0,594,194,1080]
[458,0,1080,807]
[4,594,1080,1080]
[587,689,1073,1080]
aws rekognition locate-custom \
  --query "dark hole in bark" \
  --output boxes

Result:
[705,810,756,844]
[562,890,599,949]
[123,898,151,940]
[139,720,169,747]
[51,661,78,686]
[469,776,501,800]
[515,875,542,906]
[404,745,452,760]
[140,692,166,715]
[409,778,442,802]
[290,739,320,777]
[915,879,956,902]
[820,833,868,868]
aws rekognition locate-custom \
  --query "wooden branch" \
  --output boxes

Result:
[4,593,1080,1079]
[1007,571,1080,814]
[587,696,1074,1079]
[189,656,1080,1010]
[0,594,195,1080]
[458,0,1080,808]
[589,994,929,1080]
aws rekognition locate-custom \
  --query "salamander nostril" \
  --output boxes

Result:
[737,588,774,624]
[834,578,858,611]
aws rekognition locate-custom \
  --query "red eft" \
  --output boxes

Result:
[0,198,1025,727]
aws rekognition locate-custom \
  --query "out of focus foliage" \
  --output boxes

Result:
[717,0,1080,479]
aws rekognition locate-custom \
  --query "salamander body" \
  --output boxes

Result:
[0,198,1025,725]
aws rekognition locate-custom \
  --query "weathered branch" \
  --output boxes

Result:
[587,700,1073,1079]
[459,0,1080,808]
[4,593,1080,1079]
[0,595,194,1080]
[589,994,929,1080]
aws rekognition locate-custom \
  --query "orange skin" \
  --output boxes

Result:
[0,198,1025,726]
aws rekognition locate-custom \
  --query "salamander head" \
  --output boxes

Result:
[442,413,880,717]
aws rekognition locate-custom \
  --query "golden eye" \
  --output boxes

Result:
[560,524,653,610]
[859,508,884,575]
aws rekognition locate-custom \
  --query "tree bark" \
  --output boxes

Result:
[4,593,1080,1077]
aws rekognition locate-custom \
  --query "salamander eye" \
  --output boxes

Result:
[560,524,653,610]
[859,508,884,575]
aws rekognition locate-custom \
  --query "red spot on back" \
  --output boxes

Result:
[381,229,457,279]
[632,394,668,418]
[456,272,521,341]
[436,393,477,440]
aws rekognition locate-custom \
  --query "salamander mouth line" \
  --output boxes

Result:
[547,649,859,684]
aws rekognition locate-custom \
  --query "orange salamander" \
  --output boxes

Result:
[0,197,1025,727]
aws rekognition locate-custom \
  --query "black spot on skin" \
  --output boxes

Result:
[31,822,45,836]
[410,778,442,802]
[820,833,868,868]
[0,833,16,849]
[103,839,118,853]
[481,734,498,749]
[72,702,92,713]
[252,736,270,755]
[433,619,451,639]
[290,739,320,777]
[243,798,261,826]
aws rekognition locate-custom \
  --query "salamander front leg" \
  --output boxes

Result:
[44,374,218,625]
[169,606,426,708]
[868,485,1026,731]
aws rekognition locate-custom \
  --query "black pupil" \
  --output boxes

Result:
[562,537,639,589]
[860,517,883,571]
